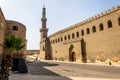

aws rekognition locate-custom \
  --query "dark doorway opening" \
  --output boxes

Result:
[81,38,87,63]
[69,44,76,62]
[71,52,76,61]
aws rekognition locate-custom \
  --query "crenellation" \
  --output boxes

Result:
[116,5,120,9]
[97,14,100,18]
[47,5,120,38]
[107,9,111,13]
[100,12,103,16]
[88,18,91,21]
[40,5,120,62]
[76,23,79,26]
[83,20,85,23]
[85,19,88,22]
[91,17,94,21]
[104,10,107,15]
[78,22,81,26]
[80,21,83,24]
[112,7,115,11]
[75,24,77,27]
[94,15,97,19]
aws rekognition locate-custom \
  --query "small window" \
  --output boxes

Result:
[53,40,55,44]
[64,36,67,40]
[99,23,104,31]
[13,26,18,30]
[118,17,120,25]
[86,28,90,34]
[55,39,57,43]
[58,38,60,42]
[43,46,45,51]
[72,33,75,38]
[68,34,70,40]
[81,30,84,36]
[107,20,112,28]
[61,37,62,42]
[76,32,79,37]
[92,26,96,33]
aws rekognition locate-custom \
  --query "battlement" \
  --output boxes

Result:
[50,5,120,37]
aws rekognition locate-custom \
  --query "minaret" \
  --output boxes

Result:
[40,5,48,40]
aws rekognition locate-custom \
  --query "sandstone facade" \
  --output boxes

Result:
[40,5,120,62]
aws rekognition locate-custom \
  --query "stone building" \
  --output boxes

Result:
[0,7,27,57]
[26,50,39,55]
[39,5,120,62]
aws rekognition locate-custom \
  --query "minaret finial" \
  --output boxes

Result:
[42,4,46,18]
[43,4,45,8]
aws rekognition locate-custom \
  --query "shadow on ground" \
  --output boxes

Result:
[27,61,72,80]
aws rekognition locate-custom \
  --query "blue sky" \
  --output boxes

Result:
[0,0,120,50]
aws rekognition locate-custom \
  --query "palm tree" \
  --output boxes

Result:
[0,35,25,80]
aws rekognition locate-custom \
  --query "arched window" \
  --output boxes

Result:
[86,28,90,34]
[118,17,120,25]
[43,46,45,51]
[55,39,57,43]
[64,36,67,40]
[92,26,96,33]
[99,23,104,31]
[107,20,112,28]
[81,30,84,36]
[61,37,63,42]
[76,32,79,37]
[68,34,70,40]
[72,33,75,38]
[53,40,55,43]
[13,26,18,31]
[58,38,60,42]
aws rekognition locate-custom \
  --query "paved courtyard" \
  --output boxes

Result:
[10,60,120,80]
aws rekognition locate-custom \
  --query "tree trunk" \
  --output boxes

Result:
[0,55,12,80]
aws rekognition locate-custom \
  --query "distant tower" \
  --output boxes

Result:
[40,5,48,40]
[39,6,52,60]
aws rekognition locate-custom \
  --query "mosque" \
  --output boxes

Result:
[39,5,120,62]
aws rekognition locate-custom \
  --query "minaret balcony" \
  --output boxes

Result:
[41,18,47,21]
[40,28,48,32]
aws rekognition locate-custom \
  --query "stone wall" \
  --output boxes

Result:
[0,8,7,55]
[47,5,120,62]
[6,20,27,54]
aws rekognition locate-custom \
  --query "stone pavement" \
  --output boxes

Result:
[9,61,120,80]
[9,73,120,80]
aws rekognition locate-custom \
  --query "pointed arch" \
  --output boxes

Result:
[58,38,60,42]
[76,31,79,37]
[86,28,90,34]
[81,30,84,36]
[107,20,112,28]
[118,17,120,25]
[69,44,76,61]
[68,34,70,40]
[99,23,104,31]
[92,26,96,33]
[64,35,67,40]
[72,33,75,39]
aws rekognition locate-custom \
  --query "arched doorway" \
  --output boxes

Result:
[69,44,76,62]
[71,52,76,61]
